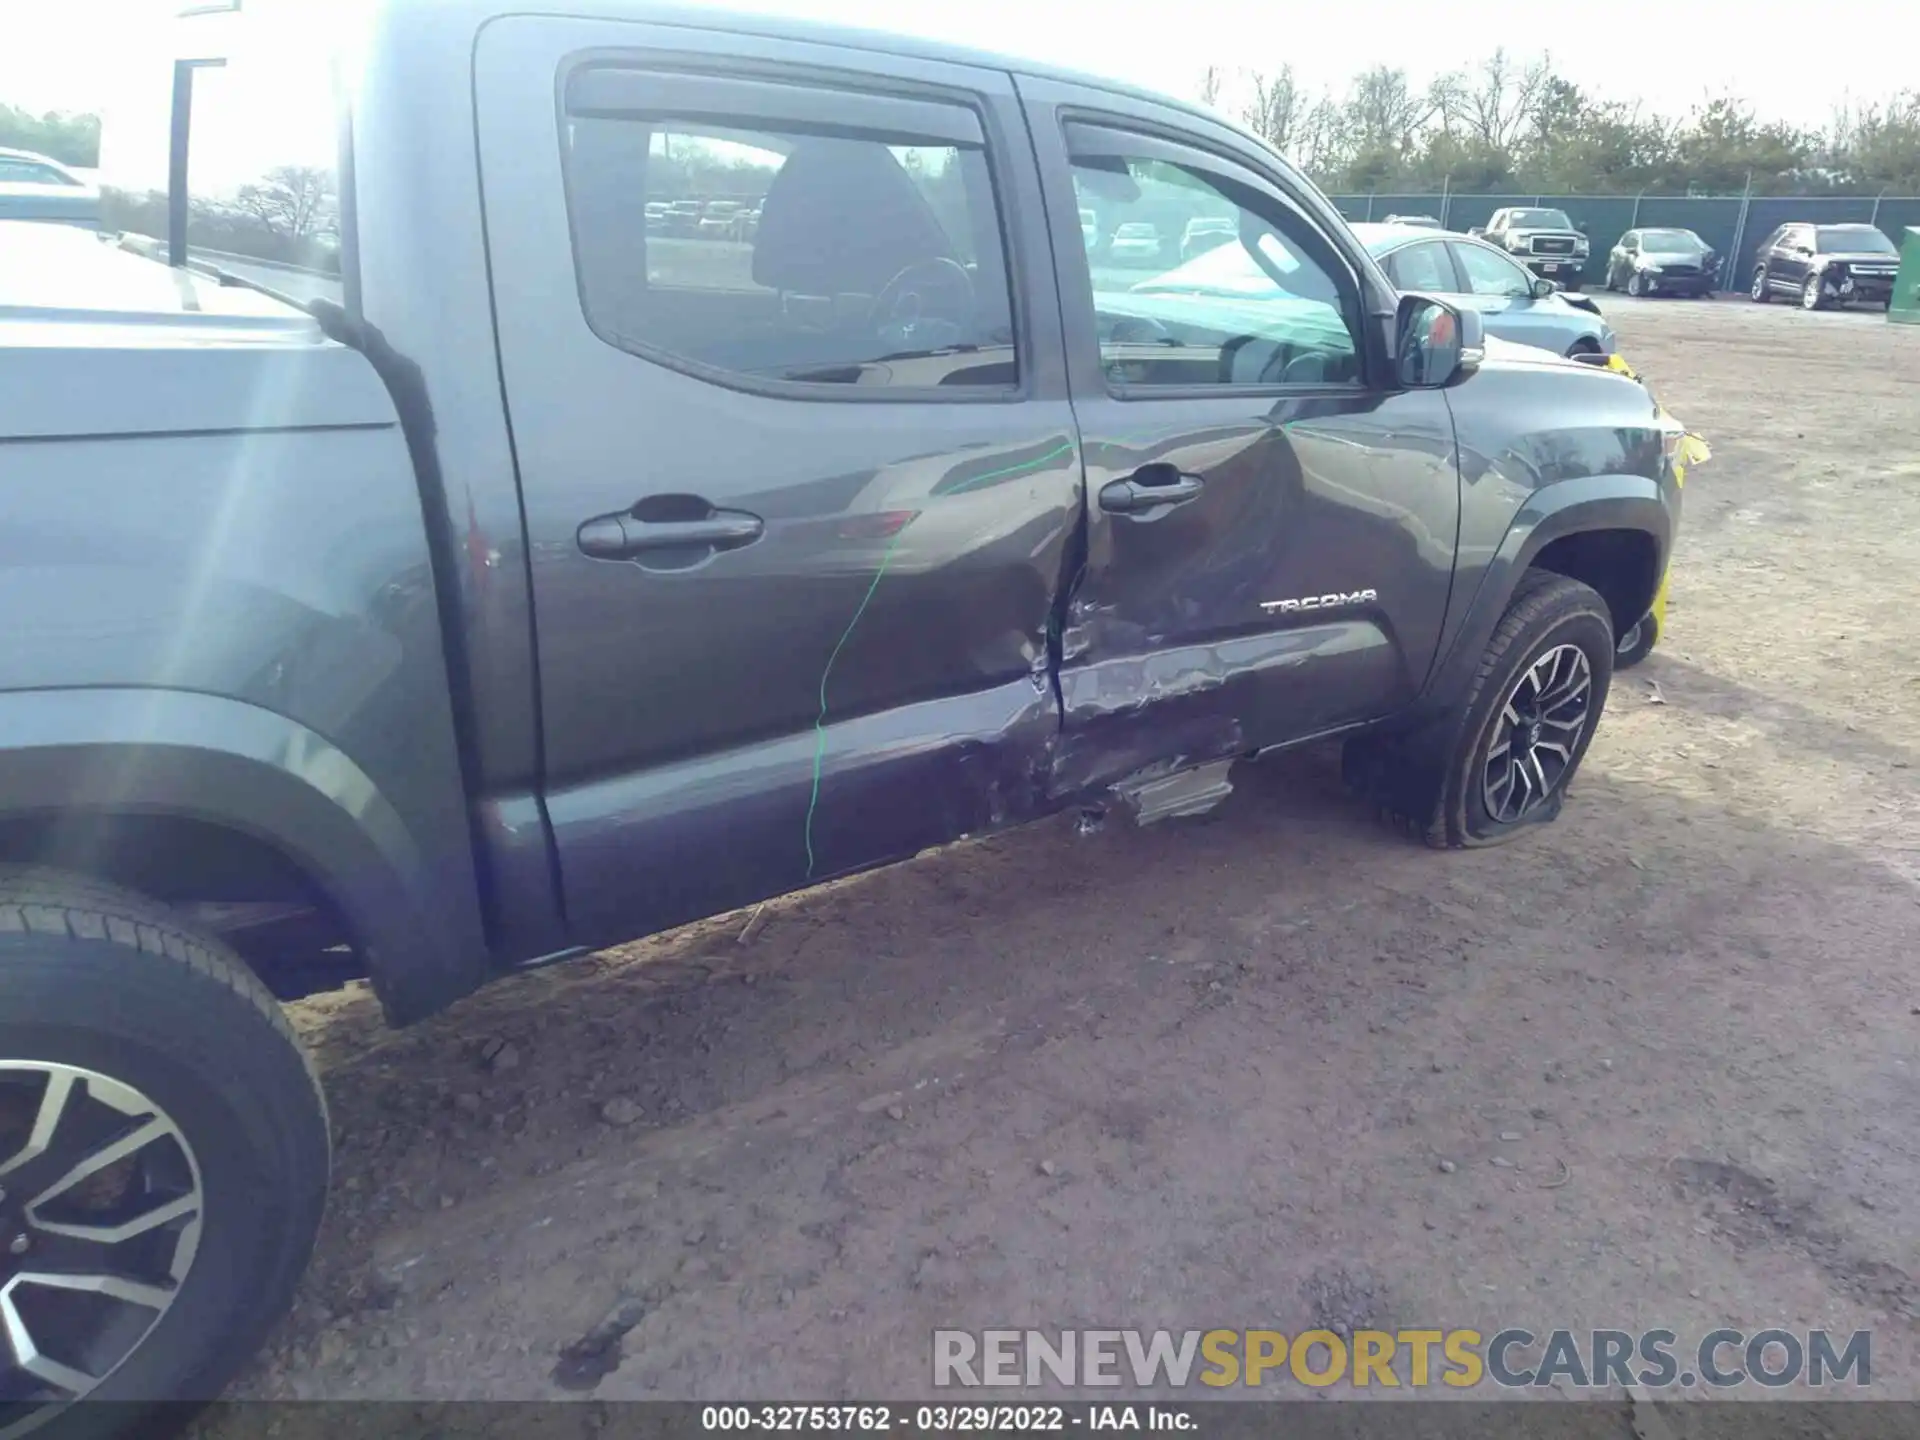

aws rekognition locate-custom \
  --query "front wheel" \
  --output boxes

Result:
[1626,271,1649,297]
[1801,275,1826,310]
[0,869,330,1436]
[1344,572,1613,848]
[1750,266,1771,302]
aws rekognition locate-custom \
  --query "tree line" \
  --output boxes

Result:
[0,105,100,168]
[1199,56,1920,196]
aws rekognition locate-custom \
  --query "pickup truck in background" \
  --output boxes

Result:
[0,0,1683,1427]
[1473,206,1591,290]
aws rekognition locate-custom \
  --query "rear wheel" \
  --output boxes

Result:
[0,870,329,1438]
[1344,572,1613,848]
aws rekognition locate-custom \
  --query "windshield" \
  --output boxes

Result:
[96,0,349,280]
[1817,226,1896,255]
[1640,229,1703,252]
[1511,209,1573,229]
[0,156,79,186]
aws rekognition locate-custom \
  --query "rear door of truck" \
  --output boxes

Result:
[474,16,1083,948]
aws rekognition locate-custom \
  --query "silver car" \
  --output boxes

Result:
[1353,223,1616,359]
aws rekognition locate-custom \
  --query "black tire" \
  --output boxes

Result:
[1801,275,1826,311]
[1750,265,1771,302]
[0,868,329,1436]
[1343,571,1614,849]
[1562,279,1583,293]
[1614,610,1658,669]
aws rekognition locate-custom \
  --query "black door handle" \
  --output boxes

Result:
[1098,464,1204,515]
[578,502,763,561]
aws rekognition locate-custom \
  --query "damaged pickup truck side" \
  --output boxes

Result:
[0,0,1681,1422]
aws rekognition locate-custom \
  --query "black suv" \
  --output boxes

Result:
[1749,222,1901,310]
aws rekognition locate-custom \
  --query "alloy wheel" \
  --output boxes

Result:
[1481,643,1594,823]
[1801,277,1823,310]
[1750,267,1768,301]
[0,1063,202,1412]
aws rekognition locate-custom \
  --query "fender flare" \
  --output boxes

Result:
[0,687,488,1023]
[1420,474,1674,714]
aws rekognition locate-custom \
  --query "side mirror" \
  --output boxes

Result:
[1396,293,1484,389]
[1531,276,1560,298]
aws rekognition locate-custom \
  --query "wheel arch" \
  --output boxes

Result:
[1419,476,1672,719]
[0,688,490,1024]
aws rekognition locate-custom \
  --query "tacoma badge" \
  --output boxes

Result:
[1261,588,1379,615]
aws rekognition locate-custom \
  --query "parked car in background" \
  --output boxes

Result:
[1079,207,1099,252]
[664,198,703,235]
[0,146,99,229]
[1180,215,1235,261]
[1354,223,1616,358]
[729,203,762,242]
[1383,213,1441,229]
[698,199,745,238]
[1472,206,1589,289]
[644,199,669,232]
[1748,222,1900,310]
[1604,228,1719,297]
[1108,220,1162,264]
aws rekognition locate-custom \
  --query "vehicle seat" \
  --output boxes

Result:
[733,138,960,374]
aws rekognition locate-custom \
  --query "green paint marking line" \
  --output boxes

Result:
[804,526,910,879]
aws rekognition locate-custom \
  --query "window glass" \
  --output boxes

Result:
[0,159,76,186]
[1388,242,1454,293]
[564,91,1018,390]
[1509,208,1573,229]
[1066,140,1358,388]
[1639,229,1702,253]
[1817,225,1896,255]
[1452,242,1533,298]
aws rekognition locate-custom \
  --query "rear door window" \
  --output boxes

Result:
[1386,240,1457,293]
[563,71,1018,391]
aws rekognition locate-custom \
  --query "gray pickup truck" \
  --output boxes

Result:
[0,0,1682,1423]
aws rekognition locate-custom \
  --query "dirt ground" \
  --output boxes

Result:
[224,296,1920,1415]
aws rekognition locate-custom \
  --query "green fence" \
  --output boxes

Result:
[1327,193,1920,292]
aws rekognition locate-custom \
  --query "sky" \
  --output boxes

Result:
[1,0,1913,145]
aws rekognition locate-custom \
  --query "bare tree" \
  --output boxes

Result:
[1197,65,1226,112]
[1343,66,1437,156]
[231,165,336,241]
[1436,48,1553,152]
[1241,66,1305,152]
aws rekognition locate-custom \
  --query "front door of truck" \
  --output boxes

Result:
[475,17,1081,948]
[1016,79,1461,796]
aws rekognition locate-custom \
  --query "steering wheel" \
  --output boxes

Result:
[871,256,975,353]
